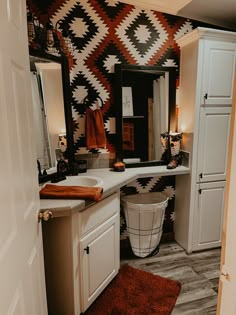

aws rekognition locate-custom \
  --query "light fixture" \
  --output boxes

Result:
[58,133,67,153]
[27,11,74,56]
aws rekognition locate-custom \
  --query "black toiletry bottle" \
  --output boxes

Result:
[57,159,69,175]
[77,160,87,173]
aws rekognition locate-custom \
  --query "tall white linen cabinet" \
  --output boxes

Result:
[175,27,236,253]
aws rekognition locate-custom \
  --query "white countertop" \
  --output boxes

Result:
[40,165,190,217]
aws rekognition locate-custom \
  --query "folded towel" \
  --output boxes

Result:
[40,184,103,202]
[86,107,106,149]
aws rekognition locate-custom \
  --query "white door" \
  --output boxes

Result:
[201,41,236,105]
[192,182,225,251]
[217,74,236,314]
[197,106,231,182]
[0,0,47,314]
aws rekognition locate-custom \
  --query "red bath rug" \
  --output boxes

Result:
[84,264,181,315]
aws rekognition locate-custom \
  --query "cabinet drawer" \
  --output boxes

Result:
[79,192,120,237]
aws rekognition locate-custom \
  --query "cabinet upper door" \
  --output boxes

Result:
[197,106,231,182]
[201,41,236,105]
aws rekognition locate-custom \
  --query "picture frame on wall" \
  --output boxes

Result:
[122,86,134,116]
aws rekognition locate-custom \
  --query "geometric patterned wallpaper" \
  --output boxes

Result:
[27,0,210,241]
[27,0,197,155]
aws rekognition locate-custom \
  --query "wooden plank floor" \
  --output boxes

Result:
[120,241,221,314]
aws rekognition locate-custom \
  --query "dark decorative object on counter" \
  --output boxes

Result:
[113,161,125,172]
[160,132,183,169]
[57,159,69,174]
[167,132,183,169]
[160,132,171,164]
[77,160,87,173]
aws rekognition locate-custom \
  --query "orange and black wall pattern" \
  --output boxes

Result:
[27,0,211,155]
[27,0,214,241]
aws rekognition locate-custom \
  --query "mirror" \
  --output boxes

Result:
[114,64,176,167]
[29,51,74,182]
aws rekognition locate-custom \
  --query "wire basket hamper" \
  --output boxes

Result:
[121,192,169,258]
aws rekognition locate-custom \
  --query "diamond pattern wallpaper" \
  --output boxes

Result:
[27,0,208,241]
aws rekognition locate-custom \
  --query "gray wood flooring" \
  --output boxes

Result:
[120,241,221,314]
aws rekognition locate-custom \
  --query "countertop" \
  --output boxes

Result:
[40,165,190,217]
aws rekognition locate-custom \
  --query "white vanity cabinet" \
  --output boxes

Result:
[79,193,120,312]
[175,27,236,253]
[42,192,120,315]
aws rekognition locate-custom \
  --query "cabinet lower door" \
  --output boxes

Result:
[80,213,120,312]
[192,181,225,251]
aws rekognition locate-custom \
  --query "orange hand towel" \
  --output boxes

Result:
[86,108,106,149]
[40,184,103,202]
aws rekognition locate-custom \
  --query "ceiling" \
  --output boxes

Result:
[115,0,192,16]
[117,0,236,31]
[178,0,236,30]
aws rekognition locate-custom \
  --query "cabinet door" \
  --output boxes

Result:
[80,213,120,312]
[197,106,231,182]
[201,41,236,105]
[192,182,225,251]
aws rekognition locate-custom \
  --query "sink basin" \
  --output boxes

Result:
[55,175,103,187]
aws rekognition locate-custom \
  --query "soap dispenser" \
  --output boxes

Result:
[51,159,68,183]
[57,159,69,174]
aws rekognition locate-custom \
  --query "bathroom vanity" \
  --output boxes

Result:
[40,166,189,315]
[42,191,120,314]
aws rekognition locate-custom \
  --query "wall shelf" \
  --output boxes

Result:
[122,116,145,119]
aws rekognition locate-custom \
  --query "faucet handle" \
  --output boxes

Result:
[37,160,42,176]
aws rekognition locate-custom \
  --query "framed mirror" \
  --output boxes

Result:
[114,64,177,167]
[29,50,74,182]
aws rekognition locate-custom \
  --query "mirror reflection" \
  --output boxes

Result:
[29,52,74,183]
[30,58,66,171]
[115,64,176,167]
